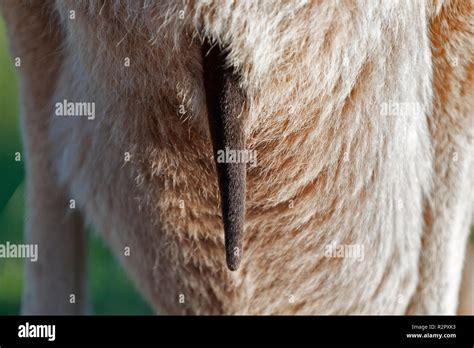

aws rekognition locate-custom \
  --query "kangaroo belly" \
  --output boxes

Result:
[48,0,434,314]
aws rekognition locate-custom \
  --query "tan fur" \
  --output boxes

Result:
[1,0,87,314]
[1,0,472,314]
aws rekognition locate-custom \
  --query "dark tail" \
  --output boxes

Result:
[202,40,246,271]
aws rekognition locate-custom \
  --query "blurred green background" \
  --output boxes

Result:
[0,19,153,315]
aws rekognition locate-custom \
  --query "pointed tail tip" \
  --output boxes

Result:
[225,240,242,271]
[222,193,245,272]
[226,255,241,271]
[222,183,245,272]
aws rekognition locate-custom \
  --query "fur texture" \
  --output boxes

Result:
[1,0,472,314]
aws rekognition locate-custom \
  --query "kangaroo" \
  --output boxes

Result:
[1,0,472,315]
